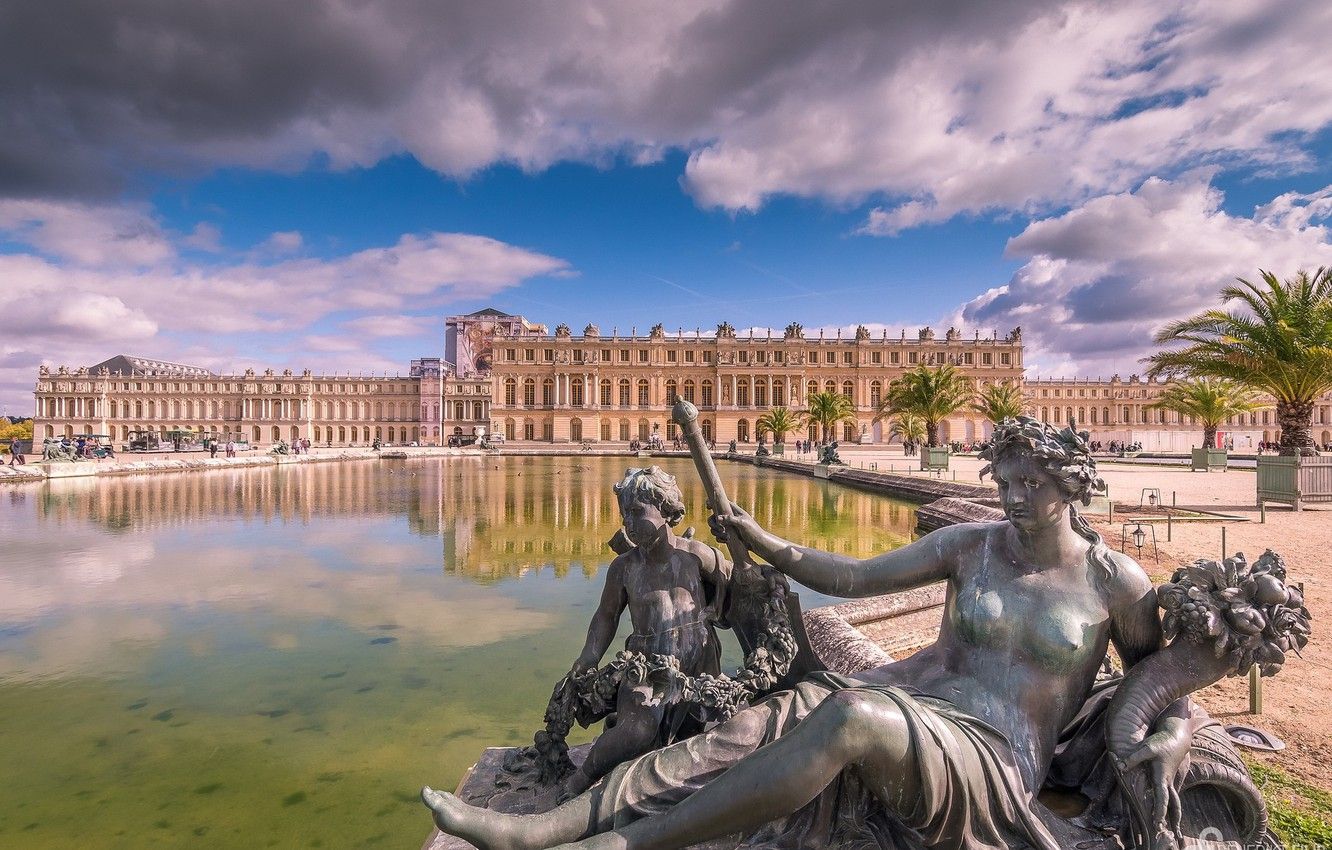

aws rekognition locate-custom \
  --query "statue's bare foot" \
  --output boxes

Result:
[422,786,531,850]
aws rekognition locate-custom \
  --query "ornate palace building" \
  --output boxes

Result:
[486,320,1023,445]
[1022,375,1332,451]
[30,308,1332,451]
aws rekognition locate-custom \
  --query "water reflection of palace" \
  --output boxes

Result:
[36,457,916,582]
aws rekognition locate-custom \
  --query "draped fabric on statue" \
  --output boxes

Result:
[591,672,1063,850]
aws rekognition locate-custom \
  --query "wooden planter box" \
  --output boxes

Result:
[921,447,950,471]
[1191,448,1229,472]
[1257,454,1332,510]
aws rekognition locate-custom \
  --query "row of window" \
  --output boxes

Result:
[42,381,415,395]
[1034,406,1286,427]
[501,348,1011,366]
[500,378,887,408]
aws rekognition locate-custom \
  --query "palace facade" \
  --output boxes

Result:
[30,308,1332,450]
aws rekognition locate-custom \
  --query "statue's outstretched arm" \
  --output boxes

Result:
[716,505,954,598]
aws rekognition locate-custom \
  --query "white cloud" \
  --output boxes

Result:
[182,222,223,252]
[954,176,1332,377]
[4,1,1331,227]
[0,204,573,411]
[260,230,304,255]
[341,314,437,338]
[0,200,174,267]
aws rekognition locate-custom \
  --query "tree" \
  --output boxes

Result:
[804,391,856,442]
[887,412,926,447]
[876,364,974,447]
[0,418,33,455]
[971,382,1025,425]
[756,406,804,444]
[1147,378,1262,450]
[1145,268,1332,455]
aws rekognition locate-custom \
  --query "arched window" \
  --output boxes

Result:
[619,419,630,441]
[523,379,536,406]
[375,402,383,420]
[737,419,750,442]
[737,380,749,407]
[542,378,554,406]
[600,419,611,441]
[524,419,535,440]
[600,379,612,406]
[807,380,818,400]
[619,379,631,407]
[701,381,713,407]
[842,381,854,404]
[571,378,584,407]
[825,380,836,395]
[771,381,784,407]
[637,380,650,406]
[683,380,696,403]
[702,419,713,442]
[454,401,465,420]
[472,402,483,420]
[754,381,767,408]
[570,418,583,441]
[870,381,882,408]
[665,380,678,404]
[637,418,650,440]
[504,418,515,440]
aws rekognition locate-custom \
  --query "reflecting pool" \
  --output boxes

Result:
[0,456,915,848]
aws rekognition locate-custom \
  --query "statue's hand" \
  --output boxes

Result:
[708,502,761,549]
[1118,714,1191,849]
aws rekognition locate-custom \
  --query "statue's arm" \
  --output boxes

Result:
[574,560,627,672]
[734,516,956,598]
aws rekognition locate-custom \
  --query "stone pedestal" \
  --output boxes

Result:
[41,461,98,479]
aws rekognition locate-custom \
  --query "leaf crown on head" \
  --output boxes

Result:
[979,415,1105,506]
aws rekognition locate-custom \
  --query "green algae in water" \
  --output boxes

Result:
[0,456,914,848]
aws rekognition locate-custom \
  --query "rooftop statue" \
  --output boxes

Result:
[783,322,803,340]
[855,324,871,341]
[423,416,1308,850]
[649,324,666,339]
[716,322,736,339]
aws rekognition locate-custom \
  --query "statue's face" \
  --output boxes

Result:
[621,498,670,549]
[992,454,1071,533]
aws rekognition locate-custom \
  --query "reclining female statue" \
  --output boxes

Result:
[423,417,1305,850]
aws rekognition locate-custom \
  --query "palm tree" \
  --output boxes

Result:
[971,382,1025,425]
[887,412,926,448]
[756,406,804,445]
[1147,378,1262,450]
[1145,268,1332,454]
[876,364,974,447]
[804,391,856,442]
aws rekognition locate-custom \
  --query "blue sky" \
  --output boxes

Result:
[3,0,1332,415]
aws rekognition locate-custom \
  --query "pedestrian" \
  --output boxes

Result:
[225,438,236,458]
[7,443,23,467]
[209,439,219,459]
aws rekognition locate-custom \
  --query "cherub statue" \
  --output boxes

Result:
[556,466,731,796]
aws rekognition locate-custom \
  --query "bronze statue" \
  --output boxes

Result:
[423,416,1307,850]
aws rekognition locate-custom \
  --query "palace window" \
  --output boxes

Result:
[685,350,695,363]
[600,380,612,406]
[825,351,836,364]
[523,379,536,406]
[871,351,881,364]
[543,349,554,362]
[666,380,678,404]
[638,349,649,363]
[667,350,677,363]
[701,381,714,407]
[619,380,631,406]
[620,349,630,362]
[601,349,611,362]
[524,349,535,362]
[842,381,854,403]
[737,381,750,407]
[703,351,713,364]
[1001,353,1011,365]
[843,352,853,365]
[571,379,584,407]
[908,352,918,364]
[754,382,767,408]
[542,379,554,406]
[870,381,882,407]
[772,381,785,407]
[637,380,649,406]
[774,351,784,364]
[683,380,695,403]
